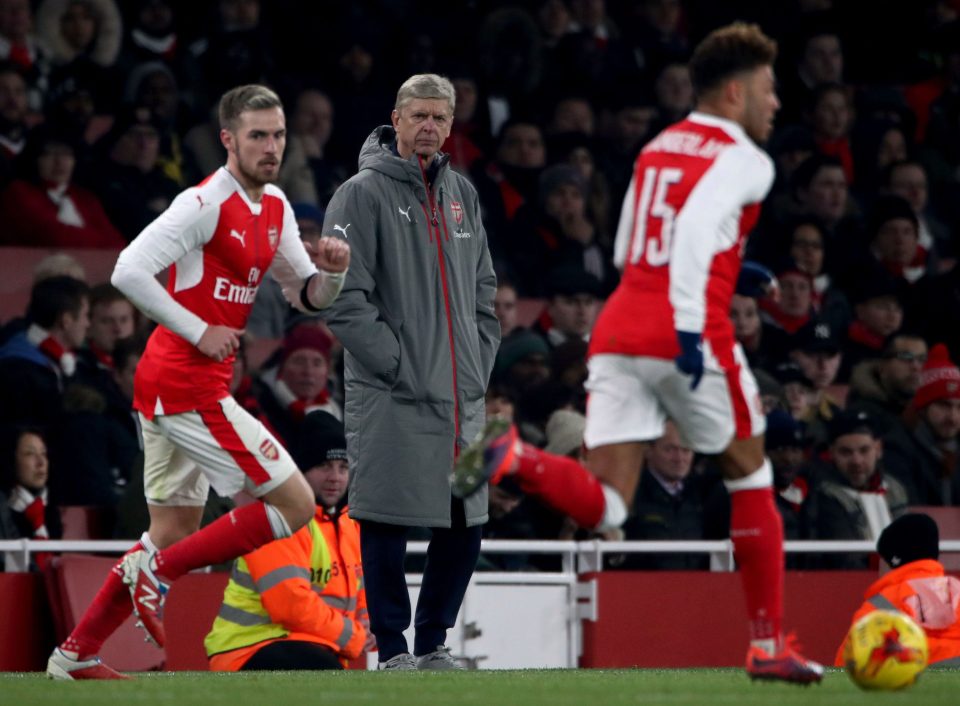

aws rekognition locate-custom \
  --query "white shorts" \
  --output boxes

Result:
[583,346,765,454]
[140,396,297,507]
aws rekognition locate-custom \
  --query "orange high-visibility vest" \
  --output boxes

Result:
[835,559,960,668]
[206,505,366,670]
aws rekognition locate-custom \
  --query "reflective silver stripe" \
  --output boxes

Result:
[931,656,960,668]
[356,608,369,621]
[336,615,353,649]
[319,594,357,611]
[867,595,898,612]
[357,576,365,591]
[230,566,256,591]
[255,565,311,592]
[218,603,271,626]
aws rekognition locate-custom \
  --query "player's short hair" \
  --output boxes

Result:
[88,283,130,312]
[395,74,455,115]
[688,22,778,97]
[219,84,283,131]
[27,275,89,328]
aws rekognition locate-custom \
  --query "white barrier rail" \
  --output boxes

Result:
[4,538,960,574]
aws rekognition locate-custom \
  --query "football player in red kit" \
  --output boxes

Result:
[47,84,350,680]
[454,23,822,683]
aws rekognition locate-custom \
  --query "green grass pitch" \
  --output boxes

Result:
[3,668,959,706]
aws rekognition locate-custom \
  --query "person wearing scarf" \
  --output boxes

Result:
[3,428,60,570]
[802,410,909,569]
[254,324,341,448]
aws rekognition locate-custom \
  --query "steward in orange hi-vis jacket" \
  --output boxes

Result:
[206,411,370,670]
[835,514,960,668]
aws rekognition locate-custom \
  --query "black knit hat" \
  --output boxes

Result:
[877,513,939,568]
[293,411,347,471]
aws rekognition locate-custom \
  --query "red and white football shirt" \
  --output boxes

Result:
[589,112,774,371]
[113,168,319,419]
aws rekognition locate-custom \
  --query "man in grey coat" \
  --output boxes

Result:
[321,74,500,670]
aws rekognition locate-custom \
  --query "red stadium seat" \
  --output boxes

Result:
[59,506,116,540]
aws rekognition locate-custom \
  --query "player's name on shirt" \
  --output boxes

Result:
[644,130,728,159]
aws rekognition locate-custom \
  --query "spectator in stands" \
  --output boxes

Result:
[116,0,181,76]
[247,202,325,339]
[444,68,487,174]
[254,323,341,448]
[787,319,845,448]
[492,328,552,394]
[82,284,135,372]
[548,131,613,239]
[846,333,927,436]
[186,0,274,106]
[290,88,343,204]
[205,412,369,671]
[533,265,602,349]
[764,410,810,541]
[882,344,960,506]
[596,86,658,207]
[485,380,516,424]
[834,513,960,669]
[772,362,817,427]
[0,0,52,112]
[0,126,124,248]
[473,119,547,254]
[619,420,710,570]
[0,61,29,184]
[653,62,694,125]
[124,61,189,185]
[36,0,122,71]
[779,21,844,123]
[0,275,89,429]
[732,293,772,370]
[623,0,689,76]
[494,277,522,343]
[759,259,814,337]
[850,120,909,200]
[866,194,931,284]
[803,410,909,569]
[547,96,595,137]
[806,83,853,182]
[841,274,905,379]
[881,159,953,268]
[790,155,857,250]
[93,104,180,241]
[1,426,61,569]
[785,218,838,314]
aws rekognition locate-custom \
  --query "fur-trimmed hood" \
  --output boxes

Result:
[36,0,122,67]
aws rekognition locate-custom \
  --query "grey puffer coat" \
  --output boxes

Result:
[322,126,499,527]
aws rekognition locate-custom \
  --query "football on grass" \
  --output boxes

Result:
[844,610,928,690]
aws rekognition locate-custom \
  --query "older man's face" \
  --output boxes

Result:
[391,98,452,162]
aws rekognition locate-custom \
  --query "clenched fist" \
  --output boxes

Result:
[197,325,244,362]
[305,236,350,273]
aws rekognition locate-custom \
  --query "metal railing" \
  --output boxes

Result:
[4,538,960,574]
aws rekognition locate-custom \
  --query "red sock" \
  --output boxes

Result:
[508,444,606,529]
[62,541,143,658]
[154,503,275,580]
[729,487,784,643]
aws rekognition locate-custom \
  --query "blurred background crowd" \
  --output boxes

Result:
[2,0,960,571]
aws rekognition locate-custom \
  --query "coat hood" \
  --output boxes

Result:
[357,126,451,195]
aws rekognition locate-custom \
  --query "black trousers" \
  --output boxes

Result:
[359,498,482,661]
[240,640,343,671]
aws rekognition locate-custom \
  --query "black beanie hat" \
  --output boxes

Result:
[293,411,347,471]
[877,513,939,568]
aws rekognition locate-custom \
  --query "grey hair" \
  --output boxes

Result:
[394,74,456,114]
[219,84,283,131]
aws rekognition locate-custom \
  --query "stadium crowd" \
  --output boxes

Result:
[2,0,960,571]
